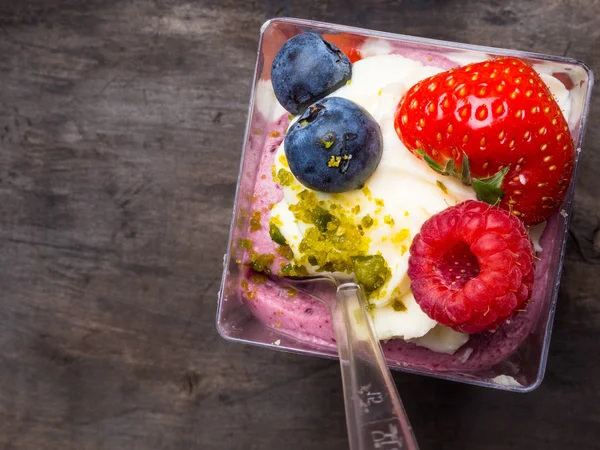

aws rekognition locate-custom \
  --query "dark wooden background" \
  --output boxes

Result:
[0,0,599,449]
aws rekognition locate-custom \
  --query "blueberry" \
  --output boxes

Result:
[284,97,383,193]
[271,33,352,115]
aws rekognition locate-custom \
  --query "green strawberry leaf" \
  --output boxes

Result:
[416,149,475,187]
[461,152,472,185]
[472,166,510,205]
[416,149,508,204]
[444,158,459,178]
[415,149,446,175]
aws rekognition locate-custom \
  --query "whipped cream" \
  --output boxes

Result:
[272,54,473,351]
[491,375,523,388]
[270,52,571,353]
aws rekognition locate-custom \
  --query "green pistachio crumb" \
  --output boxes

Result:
[238,238,253,249]
[391,299,407,312]
[275,168,294,186]
[249,251,274,274]
[328,155,341,168]
[383,215,395,226]
[251,273,267,285]
[321,139,335,149]
[436,180,448,194]
[313,209,335,233]
[279,263,309,277]
[276,245,294,260]
[289,190,371,278]
[269,222,288,246]
[249,211,261,231]
[351,254,391,295]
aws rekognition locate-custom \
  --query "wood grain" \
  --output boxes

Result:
[0,0,598,449]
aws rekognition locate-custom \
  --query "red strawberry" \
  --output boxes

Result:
[322,33,364,63]
[408,200,534,333]
[394,57,574,225]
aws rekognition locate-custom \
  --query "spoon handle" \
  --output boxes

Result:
[333,282,419,450]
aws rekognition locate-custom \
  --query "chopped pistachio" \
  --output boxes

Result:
[290,190,371,277]
[249,211,261,231]
[269,222,287,246]
[279,263,309,277]
[392,229,410,244]
[238,238,253,249]
[391,299,407,312]
[436,180,448,194]
[276,245,294,260]
[328,155,341,167]
[275,168,294,186]
[352,255,391,295]
[251,273,267,284]
[278,154,289,168]
[249,251,274,274]
[361,214,374,228]
[321,139,335,149]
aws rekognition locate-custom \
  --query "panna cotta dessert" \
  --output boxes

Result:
[233,28,578,375]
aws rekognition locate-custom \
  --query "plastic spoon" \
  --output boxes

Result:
[282,274,419,450]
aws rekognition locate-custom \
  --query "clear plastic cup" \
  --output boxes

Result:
[216,17,594,392]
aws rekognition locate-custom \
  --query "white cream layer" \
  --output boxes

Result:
[269,52,569,354]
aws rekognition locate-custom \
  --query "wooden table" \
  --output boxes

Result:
[1,0,599,449]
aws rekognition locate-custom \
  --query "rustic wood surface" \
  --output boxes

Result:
[0,0,598,449]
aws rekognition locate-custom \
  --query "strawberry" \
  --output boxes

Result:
[394,57,575,225]
[322,33,364,63]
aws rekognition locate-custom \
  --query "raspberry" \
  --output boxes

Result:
[408,200,534,333]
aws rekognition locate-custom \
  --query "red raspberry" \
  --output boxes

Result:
[408,200,534,333]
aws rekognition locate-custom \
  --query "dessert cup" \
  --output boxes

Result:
[217,17,594,392]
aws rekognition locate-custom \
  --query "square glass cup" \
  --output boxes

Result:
[217,18,594,392]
